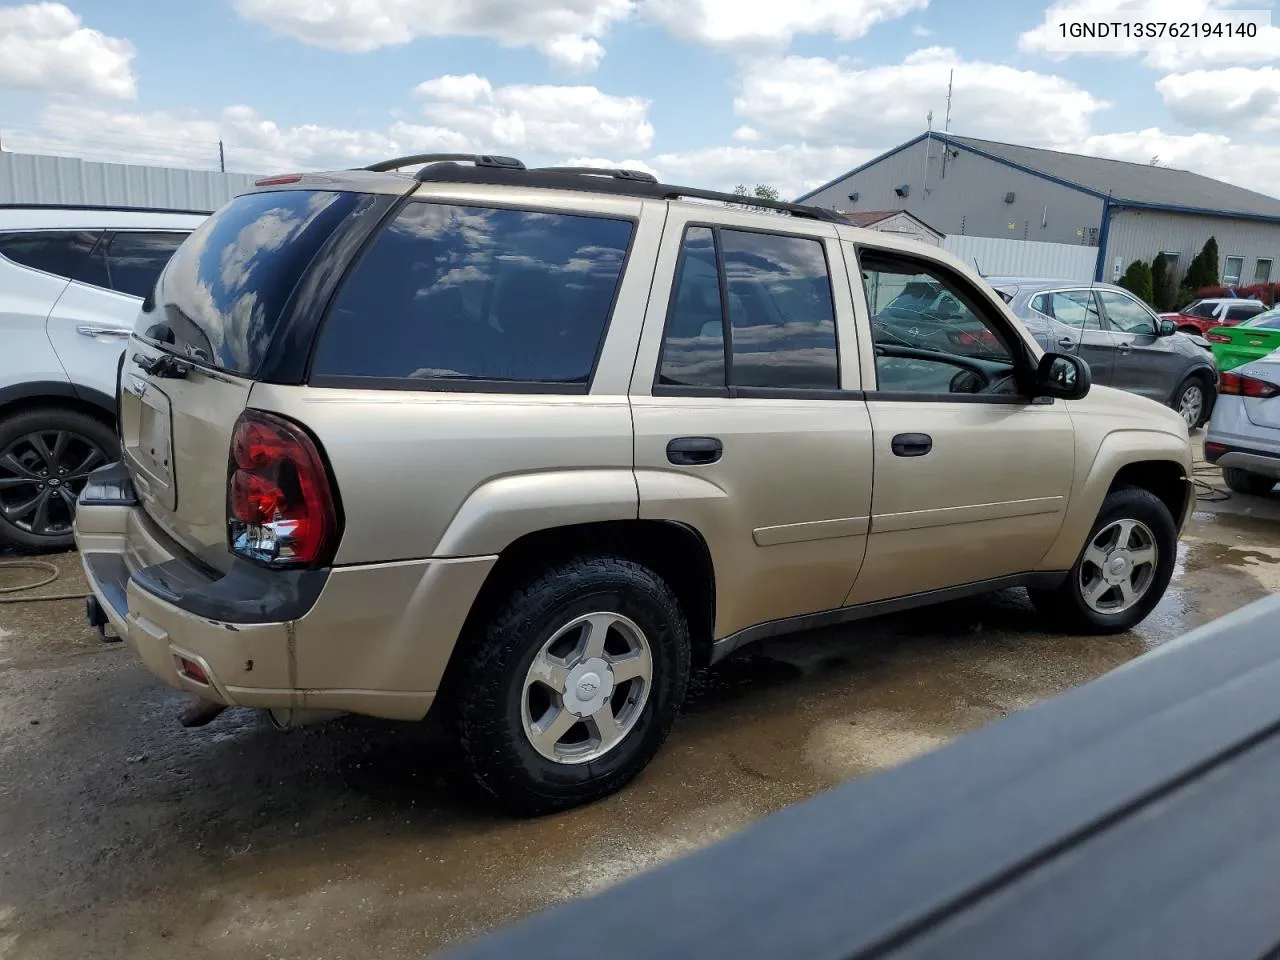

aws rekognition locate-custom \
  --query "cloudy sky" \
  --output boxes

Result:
[0,0,1278,198]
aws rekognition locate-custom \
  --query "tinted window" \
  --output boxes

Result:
[720,230,838,390]
[862,253,1015,395]
[1251,312,1280,330]
[0,230,99,280]
[1098,290,1157,335]
[312,202,633,384]
[148,190,361,375]
[1048,290,1102,330]
[1227,303,1265,321]
[657,228,725,388]
[103,232,186,298]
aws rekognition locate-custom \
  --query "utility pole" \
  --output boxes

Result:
[218,139,225,173]
[941,69,954,179]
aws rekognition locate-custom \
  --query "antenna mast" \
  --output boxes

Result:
[941,69,954,178]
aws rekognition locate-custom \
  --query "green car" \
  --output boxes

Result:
[1207,307,1280,371]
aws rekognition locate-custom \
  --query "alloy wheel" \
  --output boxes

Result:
[0,430,106,538]
[521,612,653,764]
[1178,384,1204,427]
[1079,518,1158,615]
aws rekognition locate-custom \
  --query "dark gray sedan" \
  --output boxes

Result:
[989,277,1219,428]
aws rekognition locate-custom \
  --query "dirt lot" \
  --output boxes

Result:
[3,463,1280,959]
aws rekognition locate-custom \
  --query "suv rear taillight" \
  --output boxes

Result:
[1219,371,1280,399]
[227,410,340,568]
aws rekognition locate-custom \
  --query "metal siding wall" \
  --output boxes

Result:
[1106,209,1280,286]
[804,138,1106,246]
[941,235,1098,281]
[0,152,259,211]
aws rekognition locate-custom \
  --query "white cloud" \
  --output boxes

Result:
[414,75,654,155]
[0,2,136,99]
[651,143,881,198]
[1158,67,1280,133]
[732,125,761,142]
[1065,128,1280,197]
[564,155,662,179]
[642,0,927,48]
[1018,0,1280,70]
[231,0,630,70]
[735,48,1108,147]
[911,23,933,37]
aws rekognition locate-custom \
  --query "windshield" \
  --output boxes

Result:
[139,189,362,376]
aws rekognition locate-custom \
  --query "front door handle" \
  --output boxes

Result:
[891,433,932,457]
[1117,342,1133,354]
[667,437,723,466]
[76,324,131,339]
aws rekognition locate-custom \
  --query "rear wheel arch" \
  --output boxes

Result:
[0,382,116,426]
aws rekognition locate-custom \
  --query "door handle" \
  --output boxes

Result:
[1056,336,1077,348]
[891,433,932,457]
[667,437,723,466]
[76,324,131,339]
[1117,342,1133,354]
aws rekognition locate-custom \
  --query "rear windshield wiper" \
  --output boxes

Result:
[133,352,192,379]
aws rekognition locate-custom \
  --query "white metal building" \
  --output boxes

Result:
[800,133,1280,287]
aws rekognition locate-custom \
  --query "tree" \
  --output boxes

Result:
[733,184,780,200]
[1118,259,1154,305]
[1177,236,1222,304]
[1150,252,1175,312]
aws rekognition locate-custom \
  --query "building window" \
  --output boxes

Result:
[1255,259,1273,284]
[1224,255,1244,287]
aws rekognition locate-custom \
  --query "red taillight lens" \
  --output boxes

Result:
[227,410,340,568]
[255,174,303,186]
[1206,332,1232,343]
[1219,371,1280,399]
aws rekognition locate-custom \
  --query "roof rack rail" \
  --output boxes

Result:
[660,186,847,224]
[363,153,526,174]
[533,166,658,184]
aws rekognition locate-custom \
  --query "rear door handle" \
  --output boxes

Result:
[1057,336,1077,348]
[891,433,932,457]
[667,437,723,466]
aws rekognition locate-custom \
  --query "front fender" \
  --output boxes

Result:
[1038,427,1193,571]
[432,468,639,557]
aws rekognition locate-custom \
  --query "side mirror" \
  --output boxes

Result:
[1035,352,1091,400]
[1159,319,1177,337]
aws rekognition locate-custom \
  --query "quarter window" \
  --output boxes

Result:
[312,201,634,385]
[656,227,839,392]
[0,230,100,281]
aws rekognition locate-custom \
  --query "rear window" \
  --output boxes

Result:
[0,230,99,281]
[144,190,361,375]
[309,201,634,388]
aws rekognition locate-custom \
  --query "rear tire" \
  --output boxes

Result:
[1222,467,1276,496]
[0,407,117,552]
[1171,374,1210,429]
[451,556,691,816]
[1030,486,1177,635]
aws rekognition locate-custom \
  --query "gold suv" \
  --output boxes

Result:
[75,155,1195,814]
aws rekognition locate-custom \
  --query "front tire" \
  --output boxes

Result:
[1030,486,1177,635]
[451,556,691,816]
[1223,467,1276,496]
[0,407,117,551]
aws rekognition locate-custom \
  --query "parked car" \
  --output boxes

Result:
[0,205,206,549]
[1205,349,1280,495]
[992,277,1219,429]
[76,156,1195,815]
[1205,306,1280,372]
[1160,297,1268,337]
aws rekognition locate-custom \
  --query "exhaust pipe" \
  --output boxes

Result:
[267,707,344,730]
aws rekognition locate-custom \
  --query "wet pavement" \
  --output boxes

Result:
[3,468,1280,959]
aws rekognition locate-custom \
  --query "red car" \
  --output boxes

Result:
[1160,298,1268,336]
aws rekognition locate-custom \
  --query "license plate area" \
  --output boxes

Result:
[121,377,176,511]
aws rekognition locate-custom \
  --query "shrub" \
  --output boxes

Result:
[1150,253,1176,312]
[1118,259,1154,305]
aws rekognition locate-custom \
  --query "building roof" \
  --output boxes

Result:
[840,209,941,233]
[799,132,1280,222]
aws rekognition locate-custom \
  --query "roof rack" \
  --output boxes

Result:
[363,153,526,174]
[407,164,846,224]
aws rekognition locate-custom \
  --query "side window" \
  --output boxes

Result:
[656,227,839,392]
[1030,293,1052,316]
[0,230,100,281]
[311,201,634,385]
[1098,290,1157,335]
[1228,303,1265,321]
[101,232,188,298]
[1048,291,1102,330]
[657,228,725,388]
[719,230,838,390]
[861,251,1017,396]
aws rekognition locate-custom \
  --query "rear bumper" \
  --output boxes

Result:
[75,464,496,721]
[1204,442,1280,479]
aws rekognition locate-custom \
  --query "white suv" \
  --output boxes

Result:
[1,205,206,549]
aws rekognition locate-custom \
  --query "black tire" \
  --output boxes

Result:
[1030,486,1177,635]
[0,406,118,552]
[1171,373,1211,429]
[451,556,691,816]
[1223,467,1276,496]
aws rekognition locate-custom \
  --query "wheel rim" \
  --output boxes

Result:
[1079,518,1159,615]
[520,612,653,765]
[0,430,106,538]
[1178,384,1203,426]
